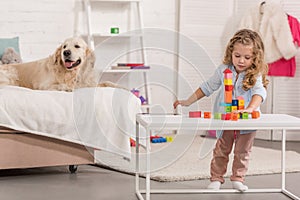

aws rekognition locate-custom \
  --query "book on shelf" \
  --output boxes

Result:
[130,66,150,69]
[117,63,144,67]
[111,65,150,70]
[111,66,131,70]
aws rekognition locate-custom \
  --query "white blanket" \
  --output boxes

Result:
[0,86,141,158]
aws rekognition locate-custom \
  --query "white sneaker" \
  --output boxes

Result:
[207,181,221,190]
[232,181,248,191]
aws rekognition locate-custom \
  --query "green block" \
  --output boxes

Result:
[110,27,119,34]
[214,112,222,119]
[242,112,249,119]
[225,106,231,113]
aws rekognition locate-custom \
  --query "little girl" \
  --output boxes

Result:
[173,29,269,191]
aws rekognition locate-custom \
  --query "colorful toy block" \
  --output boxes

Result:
[231,106,237,111]
[238,106,245,110]
[110,27,119,34]
[220,103,232,107]
[150,135,160,142]
[232,100,238,106]
[231,112,239,121]
[150,135,173,143]
[225,105,231,113]
[225,91,232,103]
[238,100,244,107]
[221,114,226,120]
[223,68,233,79]
[252,111,260,119]
[214,112,222,119]
[241,112,249,119]
[204,112,211,118]
[224,79,233,85]
[225,85,233,91]
[152,137,167,143]
[189,111,201,118]
[221,113,231,120]
[237,96,245,106]
[130,138,136,147]
[225,113,231,120]
[166,136,173,142]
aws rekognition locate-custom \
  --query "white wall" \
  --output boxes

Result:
[0,0,74,61]
[1,0,300,140]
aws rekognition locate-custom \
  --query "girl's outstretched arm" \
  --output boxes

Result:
[173,88,206,109]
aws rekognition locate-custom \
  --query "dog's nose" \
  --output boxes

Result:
[63,50,71,57]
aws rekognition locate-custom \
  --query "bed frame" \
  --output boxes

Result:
[0,127,95,173]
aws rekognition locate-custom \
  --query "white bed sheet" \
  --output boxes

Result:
[0,86,141,158]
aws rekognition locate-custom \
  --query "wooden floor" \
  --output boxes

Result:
[0,139,299,200]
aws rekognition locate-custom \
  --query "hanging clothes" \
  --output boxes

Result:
[268,15,300,77]
[239,2,297,63]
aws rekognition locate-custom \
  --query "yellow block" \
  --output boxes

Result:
[238,99,244,106]
[224,79,232,85]
[231,106,237,111]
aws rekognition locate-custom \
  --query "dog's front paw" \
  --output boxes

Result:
[49,84,74,92]
[98,81,128,90]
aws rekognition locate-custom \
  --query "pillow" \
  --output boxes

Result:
[0,37,20,58]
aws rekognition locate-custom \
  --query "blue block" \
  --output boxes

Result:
[219,102,232,107]
[152,137,167,143]
[232,99,238,106]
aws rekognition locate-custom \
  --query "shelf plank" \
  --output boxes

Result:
[102,69,149,73]
[81,33,142,38]
[89,0,140,2]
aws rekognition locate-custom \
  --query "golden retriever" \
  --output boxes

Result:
[0,37,117,91]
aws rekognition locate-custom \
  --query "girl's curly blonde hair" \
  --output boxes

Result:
[223,29,269,90]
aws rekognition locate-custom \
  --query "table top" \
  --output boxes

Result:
[136,114,300,130]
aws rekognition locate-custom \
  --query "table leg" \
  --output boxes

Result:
[135,122,140,194]
[135,122,147,200]
[281,129,286,191]
[146,128,151,200]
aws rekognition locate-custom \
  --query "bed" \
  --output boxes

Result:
[0,86,141,173]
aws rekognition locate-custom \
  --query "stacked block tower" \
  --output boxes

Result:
[215,68,260,120]
[188,68,260,120]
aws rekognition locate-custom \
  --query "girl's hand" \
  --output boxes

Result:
[173,100,190,109]
[236,106,255,113]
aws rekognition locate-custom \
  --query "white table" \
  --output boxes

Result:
[135,114,300,200]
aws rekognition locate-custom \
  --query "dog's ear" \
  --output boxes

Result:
[85,47,95,68]
[52,45,62,65]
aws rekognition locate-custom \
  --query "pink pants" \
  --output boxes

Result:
[210,130,256,183]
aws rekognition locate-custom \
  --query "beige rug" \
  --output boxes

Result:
[95,134,300,182]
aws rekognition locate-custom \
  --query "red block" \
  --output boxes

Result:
[221,113,231,120]
[130,138,136,147]
[189,111,201,118]
[225,85,233,91]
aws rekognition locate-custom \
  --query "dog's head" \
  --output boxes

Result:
[54,37,95,71]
